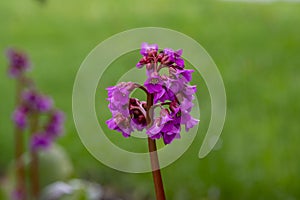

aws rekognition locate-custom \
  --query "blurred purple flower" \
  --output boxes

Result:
[36,95,53,112]
[51,110,65,124]
[7,48,65,156]
[12,106,28,129]
[6,48,30,78]
[30,133,52,151]
[11,188,25,200]
[45,110,65,138]
[22,90,53,113]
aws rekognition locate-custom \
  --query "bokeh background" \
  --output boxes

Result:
[1,0,300,199]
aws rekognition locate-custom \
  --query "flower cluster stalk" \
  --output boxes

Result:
[14,81,27,200]
[146,93,166,200]
[29,113,39,199]
[148,138,166,200]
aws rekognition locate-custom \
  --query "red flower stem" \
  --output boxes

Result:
[146,93,166,200]
[29,113,40,200]
[15,80,27,200]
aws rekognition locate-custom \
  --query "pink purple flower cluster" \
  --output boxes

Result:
[106,43,199,144]
[13,90,65,151]
[7,49,65,151]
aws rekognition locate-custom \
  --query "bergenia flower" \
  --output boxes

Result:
[106,115,132,138]
[106,43,199,145]
[6,48,30,78]
[45,110,65,138]
[12,106,28,129]
[140,42,158,56]
[108,113,133,137]
[174,69,194,82]
[12,87,64,143]
[30,133,52,151]
[146,109,175,142]
[144,74,163,94]
[36,95,53,112]
[136,43,159,68]
[107,82,135,114]
[162,48,185,68]
[153,87,176,104]
[106,82,140,137]
[22,90,53,112]
[28,109,65,152]
[11,88,64,151]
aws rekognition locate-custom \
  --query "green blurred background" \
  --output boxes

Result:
[1,0,300,199]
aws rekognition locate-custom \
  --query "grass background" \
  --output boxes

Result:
[0,0,300,199]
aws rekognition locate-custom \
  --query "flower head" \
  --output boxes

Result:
[30,133,52,151]
[6,48,30,78]
[12,106,28,129]
[107,42,199,144]
[136,43,158,68]
[45,110,65,138]
[22,90,53,113]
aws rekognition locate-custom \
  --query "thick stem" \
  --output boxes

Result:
[14,81,26,200]
[146,93,166,200]
[148,138,166,200]
[29,114,39,200]
[15,130,26,199]
[30,151,39,200]
[137,85,149,96]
